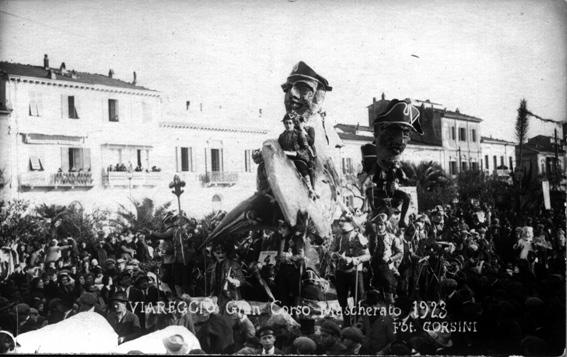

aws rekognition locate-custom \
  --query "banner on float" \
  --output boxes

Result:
[542,180,551,210]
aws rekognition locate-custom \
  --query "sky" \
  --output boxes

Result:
[0,0,565,141]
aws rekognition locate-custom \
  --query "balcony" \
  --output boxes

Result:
[103,171,162,188]
[199,171,239,187]
[19,171,94,189]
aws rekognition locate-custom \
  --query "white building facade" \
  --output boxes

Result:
[0,58,273,217]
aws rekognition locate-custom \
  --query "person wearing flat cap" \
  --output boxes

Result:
[106,291,142,344]
[317,320,347,355]
[365,98,423,229]
[257,326,284,355]
[330,211,370,326]
[368,213,403,304]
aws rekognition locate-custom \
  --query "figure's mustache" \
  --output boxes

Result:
[389,143,406,154]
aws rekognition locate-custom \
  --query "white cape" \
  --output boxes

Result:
[15,311,118,354]
[114,325,201,354]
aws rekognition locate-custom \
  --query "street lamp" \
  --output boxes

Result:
[169,174,186,216]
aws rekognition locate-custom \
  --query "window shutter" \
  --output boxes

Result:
[220,148,224,172]
[61,95,69,118]
[175,146,179,172]
[189,147,193,172]
[83,148,91,170]
[73,96,80,119]
[60,148,70,171]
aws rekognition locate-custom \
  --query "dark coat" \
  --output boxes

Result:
[106,310,142,343]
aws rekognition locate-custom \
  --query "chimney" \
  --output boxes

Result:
[132,71,137,85]
[381,92,385,100]
[43,54,49,70]
[59,62,67,74]
[108,69,114,78]
[186,100,190,111]
[259,108,263,118]
[373,97,376,104]
[455,107,460,113]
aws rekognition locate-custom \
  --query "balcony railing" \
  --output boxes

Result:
[20,171,94,188]
[103,171,162,187]
[199,171,239,186]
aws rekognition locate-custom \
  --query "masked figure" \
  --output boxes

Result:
[362,99,423,228]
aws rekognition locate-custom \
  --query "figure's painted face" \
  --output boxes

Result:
[284,81,317,116]
[283,118,295,132]
[374,124,411,164]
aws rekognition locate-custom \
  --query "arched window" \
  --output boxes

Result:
[212,194,222,212]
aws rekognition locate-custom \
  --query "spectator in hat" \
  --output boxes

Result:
[257,326,284,355]
[368,213,403,304]
[226,300,256,353]
[194,297,234,354]
[341,326,364,354]
[209,242,244,311]
[274,221,304,309]
[129,272,159,332]
[316,320,346,355]
[56,270,82,309]
[330,211,370,326]
[292,336,317,354]
[106,291,142,344]
[162,334,189,355]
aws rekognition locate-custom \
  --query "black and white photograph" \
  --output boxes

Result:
[0,0,565,355]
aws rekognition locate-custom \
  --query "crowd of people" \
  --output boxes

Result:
[0,199,565,355]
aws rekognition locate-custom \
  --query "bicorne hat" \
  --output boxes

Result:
[374,98,423,135]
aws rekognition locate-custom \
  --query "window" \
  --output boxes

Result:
[509,157,514,171]
[60,148,91,172]
[461,161,468,171]
[210,149,221,172]
[244,150,254,172]
[493,156,497,171]
[449,161,457,175]
[471,162,479,171]
[108,99,119,122]
[29,156,44,171]
[471,129,476,142]
[484,155,489,169]
[28,92,42,117]
[451,127,456,140]
[500,156,504,167]
[142,102,152,123]
[61,95,79,119]
[176,147,193,172]
[459,128,466,141]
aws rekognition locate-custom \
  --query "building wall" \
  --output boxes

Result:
[441,117,482,174]
[480,141,515,173]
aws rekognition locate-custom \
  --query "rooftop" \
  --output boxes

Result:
[0,61,156,92]
[481,136,515,145]
[524,135,565,154]
[334,123,441,147]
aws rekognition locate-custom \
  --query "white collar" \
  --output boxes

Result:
[262,346,275,355]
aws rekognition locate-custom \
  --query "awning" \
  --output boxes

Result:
[101,143,153,149]
[23,133,85,145]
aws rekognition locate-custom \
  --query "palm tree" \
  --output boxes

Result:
[113,197,173,233]
[515,99,529,170]
[401,161,456,210]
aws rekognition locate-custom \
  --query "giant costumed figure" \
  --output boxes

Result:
[204,62,342,246]
[362,99,423,227]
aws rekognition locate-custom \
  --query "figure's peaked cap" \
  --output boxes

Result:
[282,61,332,92]
[375,98,423,135]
